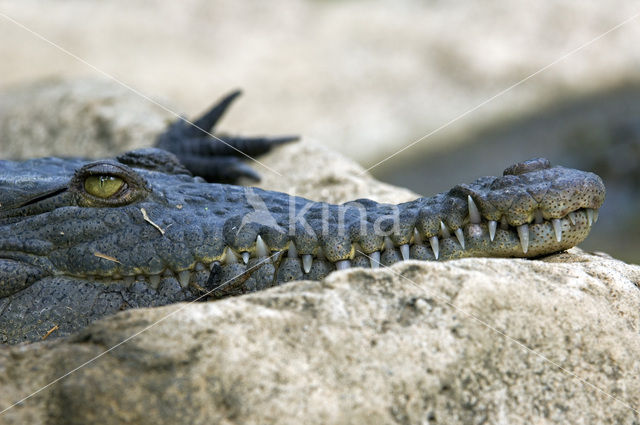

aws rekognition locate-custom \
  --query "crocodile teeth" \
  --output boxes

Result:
[336,260,351,270]
[178,270,191,288]
[552,219,562,242]
[288,241,298,258]
[400,244,410,260]
[500,216,509,230]
[241,252,250,264]
[302,254,313,273]
[383,236,394,251]
[413,228,423,244]
[488,220,497,242]
[586,209,594,226]
[429,236,439,260]
[224,247,238,264]
[454,228,465,250]
[568,212,576,226]
[468,195,481,224]
[255,235,269,257]
[149,274,161,289]
[517,224,529,254]
[369,251,381,268]
[439,221,450,238]
[594,209,599,223]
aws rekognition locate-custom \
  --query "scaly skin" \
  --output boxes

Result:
[0,151,604,344]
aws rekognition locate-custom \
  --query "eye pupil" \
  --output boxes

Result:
[84,175,125,198]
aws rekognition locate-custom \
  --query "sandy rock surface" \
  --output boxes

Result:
[0,79,168,159]
[1,250,639,424]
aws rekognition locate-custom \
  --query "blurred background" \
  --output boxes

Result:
[0,0,638,262]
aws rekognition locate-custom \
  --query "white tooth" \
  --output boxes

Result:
[534,209,544,224]
[255,235,269,257]
[178,270,191,288]
[224,247,238,264]
[400,244,410,260]
[517,224,529,254]
[149,274,161,289]
[552,219,562,242]
[439,221,450,238]
[568,212,576,226]
[488,220,497,241]
[383,236,394,251]
[429,236,439,260]
[454,228,465,250]
[594,209,599,223]
[336,260,351,270]
[302,254,313,273]
[413,228,423,244]
[586,209,594,226]
[288,241,298,258]
[468,195,481,224]
[241,252,250,264]
[369,251,381,268]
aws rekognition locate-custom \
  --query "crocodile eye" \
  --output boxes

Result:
[70,161,150,207]
[84,175,125,198]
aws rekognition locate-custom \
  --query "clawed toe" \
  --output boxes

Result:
[155,90,299,183]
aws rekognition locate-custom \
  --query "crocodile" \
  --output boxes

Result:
[0,92,605,344]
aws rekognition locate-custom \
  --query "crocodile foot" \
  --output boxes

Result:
[155,90,299,183]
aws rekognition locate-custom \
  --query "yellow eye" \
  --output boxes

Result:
[84,175,125,198]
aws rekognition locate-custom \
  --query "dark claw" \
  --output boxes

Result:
[189,90,242,137]
[177,155,262,183]
[159,134,298,159]
[154,90,299,184]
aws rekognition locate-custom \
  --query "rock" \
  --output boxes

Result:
[0,78,168,159]
[1,250,639,424]
[256,142,418,205]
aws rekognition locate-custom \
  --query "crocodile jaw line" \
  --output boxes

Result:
[59,205,598,293]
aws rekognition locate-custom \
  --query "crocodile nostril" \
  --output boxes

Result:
[503,158,551,176]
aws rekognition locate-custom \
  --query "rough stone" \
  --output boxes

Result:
[1,250,639,424]
[0,78,168,159]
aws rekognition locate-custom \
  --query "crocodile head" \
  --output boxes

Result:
[0,153,604,343]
